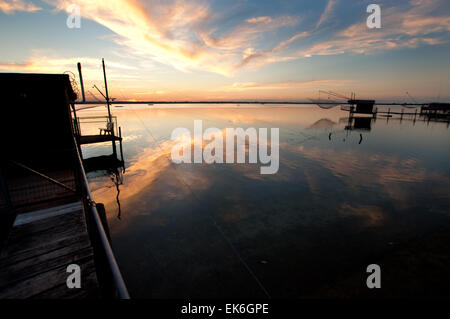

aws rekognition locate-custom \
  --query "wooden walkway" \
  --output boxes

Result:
[0,201,100,298]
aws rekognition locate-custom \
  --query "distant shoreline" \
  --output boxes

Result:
[75,100,425,106]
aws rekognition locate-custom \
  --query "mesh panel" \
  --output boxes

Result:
[0,149,79,211]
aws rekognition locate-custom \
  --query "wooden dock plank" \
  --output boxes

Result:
[4,212,85,256]
[0,256,97,299]
[32,268,99,299]
[0,246,94,291]
[13,202,82,226]
[0,201,100,299]
[0,233,90,269]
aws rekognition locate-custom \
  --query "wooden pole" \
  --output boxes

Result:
[119,126,124,165]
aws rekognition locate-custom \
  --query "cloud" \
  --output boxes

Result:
[6,0,448,85]
[340,203,385,227]
[0,53,142,100]
[300,0,450,57]
[234,31,309,69]
[44,0,304,76]
[223,79,337,91]
[0,0,41,14]
[316,0,337,28]
[247,16,273,24]
[200,15,299,51]
[0,54,136,75]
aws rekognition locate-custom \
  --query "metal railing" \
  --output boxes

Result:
[73,135,130,299]
[73,116,118,137]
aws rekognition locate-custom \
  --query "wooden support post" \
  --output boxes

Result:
[119,126,124,165]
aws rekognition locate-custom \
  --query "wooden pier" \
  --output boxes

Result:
[0,73,129,299]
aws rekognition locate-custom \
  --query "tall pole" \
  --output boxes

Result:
[102,59,117,157]
[77,62,86,103]
[102,58,112,122]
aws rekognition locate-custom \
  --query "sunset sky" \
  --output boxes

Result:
[1,0,450,102]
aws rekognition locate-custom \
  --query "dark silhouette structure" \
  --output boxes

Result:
[0,73,128,299]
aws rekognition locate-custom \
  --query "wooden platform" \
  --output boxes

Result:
[0,201,100,298]
[79,135,121,145]
[83,155,124,173]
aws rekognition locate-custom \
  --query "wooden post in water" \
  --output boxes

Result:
[119,126,124,165]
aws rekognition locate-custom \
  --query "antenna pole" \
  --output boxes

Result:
[77,62,86,103]
[102,58,112,122]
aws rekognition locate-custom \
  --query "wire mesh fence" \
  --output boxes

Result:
[0,149,79,213]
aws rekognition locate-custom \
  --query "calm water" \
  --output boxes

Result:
[80,105,450,298]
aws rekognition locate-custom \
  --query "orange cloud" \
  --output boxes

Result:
[340,203,385,227]
[222,80,340,92]
[44,0,305,76]
[0,0,41,14]
[300,0,450,57]
[316,0,337,28]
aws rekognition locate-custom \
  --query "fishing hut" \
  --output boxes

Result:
[313,91,376,115]
[0,73,129,299]
[348,99,376,114]
[420,103,450,117]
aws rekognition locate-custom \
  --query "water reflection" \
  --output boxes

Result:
[85,155,125,220]
[80,105,450,298]
[112,168,123,220]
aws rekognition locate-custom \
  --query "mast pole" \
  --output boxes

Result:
[102,58,117,157]
[102,58,112,122]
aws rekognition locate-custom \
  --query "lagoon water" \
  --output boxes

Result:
[79,105,450,298]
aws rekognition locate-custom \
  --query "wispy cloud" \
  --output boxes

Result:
[0,0,41,14]
[44,0,304,76]
[223,79,338,91]
[0,53,141,99]
[0,54,135,73]
[301,0,450,57]
[316,0,337,28]
[200,15,299,51]
[234,31,309,69]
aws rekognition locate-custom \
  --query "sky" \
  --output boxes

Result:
[0,0,450,102]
